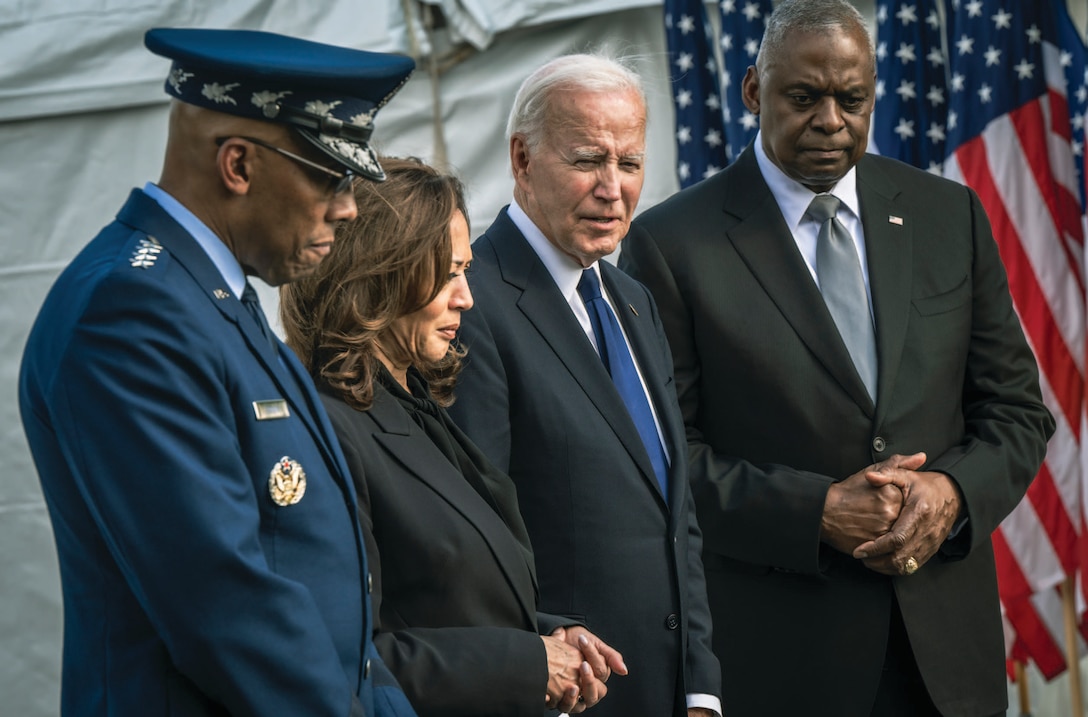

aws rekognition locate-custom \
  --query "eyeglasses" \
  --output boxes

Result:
[215,136,357,196]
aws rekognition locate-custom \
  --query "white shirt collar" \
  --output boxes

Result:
[506,199,601,301]
[752,132,860,228]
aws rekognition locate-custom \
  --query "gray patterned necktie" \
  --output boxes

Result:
[807,194,877,400]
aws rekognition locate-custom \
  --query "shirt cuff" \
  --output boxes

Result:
[687,692,723,716]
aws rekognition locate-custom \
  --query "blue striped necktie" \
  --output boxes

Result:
[577,268,669,503]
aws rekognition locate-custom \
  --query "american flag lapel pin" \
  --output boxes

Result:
[889,215,904,226]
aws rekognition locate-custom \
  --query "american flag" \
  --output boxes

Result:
[1060,7,1088,211]
[664,0,727,188]
[718,0,772,163]
[872,0,947,171]
[663,0,771,187]
[876,0,1088,678]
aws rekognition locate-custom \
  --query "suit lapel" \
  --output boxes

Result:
[725,149,875,415]
[116,191,351,485]
[484,211,667,507]
[856,156,912,423]
[368,387,539,625]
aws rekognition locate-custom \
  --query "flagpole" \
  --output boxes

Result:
[1014,660,1031,716]
[1061,576,1084,717]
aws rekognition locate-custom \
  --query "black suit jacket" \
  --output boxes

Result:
[322,377,562,717]
[621,147,1054,717]
[449,208,721,717]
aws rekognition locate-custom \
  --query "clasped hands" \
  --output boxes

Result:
[820,452,963,576]
[541,625,628,713]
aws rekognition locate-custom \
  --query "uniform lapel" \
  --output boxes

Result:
[117,191,352,486]
[485,211,667,507]
[725,149,875,415]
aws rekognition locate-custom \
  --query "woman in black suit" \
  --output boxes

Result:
[280,157,623,717]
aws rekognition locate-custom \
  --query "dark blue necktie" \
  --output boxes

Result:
[240,282,279,353]
[577,268,669,503]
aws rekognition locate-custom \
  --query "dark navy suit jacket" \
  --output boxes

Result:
[448,208,721,717]
[19,189,415,717]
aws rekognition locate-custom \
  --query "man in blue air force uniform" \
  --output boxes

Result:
[19,28,418,717]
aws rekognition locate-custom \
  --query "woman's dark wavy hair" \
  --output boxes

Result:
[281,156,469,410]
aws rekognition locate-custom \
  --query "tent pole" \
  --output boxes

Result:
[1014,660,1030,716]
[1062,576,1084,717]
[421,4,449,169]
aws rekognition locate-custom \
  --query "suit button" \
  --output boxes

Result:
[367,572,373,594]
[872,436,886,452]
[664,613,679,630]
[364,659,371,679]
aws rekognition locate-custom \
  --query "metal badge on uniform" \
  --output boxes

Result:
[269,456,306,506]
[253,399,290,420]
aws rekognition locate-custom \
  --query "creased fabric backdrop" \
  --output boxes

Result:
[5,1,1088,715]
[0,3,673,714]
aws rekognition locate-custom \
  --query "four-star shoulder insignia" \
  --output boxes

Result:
[129,236,163,269]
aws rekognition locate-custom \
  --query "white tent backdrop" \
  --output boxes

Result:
[3,1,1087,715]
[0,3,677,714]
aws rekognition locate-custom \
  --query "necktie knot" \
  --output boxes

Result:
[240,282,260,307]
[806,194,842,224]
[577,268,603,303]
[240,282,278,352]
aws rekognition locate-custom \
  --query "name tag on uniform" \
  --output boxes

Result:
[252,399,290,421]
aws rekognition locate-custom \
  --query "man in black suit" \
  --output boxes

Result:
[448,53,721,717]
[620,1,1054,715]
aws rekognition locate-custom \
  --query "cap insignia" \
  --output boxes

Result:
[305,99,342,116]
[322,134,381,177]
[349,112,375,129]
[168,68,195,93]
[202,82,240,105]
[251,90,292,117]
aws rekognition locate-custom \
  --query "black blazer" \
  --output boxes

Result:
[322,377,564,717]
[622,146,1055,717]
[449,209,721,717]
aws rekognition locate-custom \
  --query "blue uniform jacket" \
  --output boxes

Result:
[19,189,416,717]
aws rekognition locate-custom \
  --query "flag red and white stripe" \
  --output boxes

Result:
[875,0,1088,678]
[938,0,1088,678]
